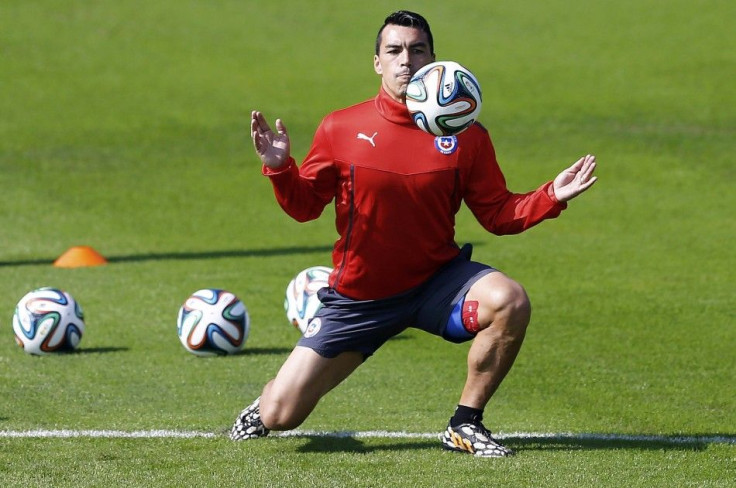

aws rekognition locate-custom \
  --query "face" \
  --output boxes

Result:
[374,25,435,103]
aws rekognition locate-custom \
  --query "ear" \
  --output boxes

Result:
[373,55,382,75]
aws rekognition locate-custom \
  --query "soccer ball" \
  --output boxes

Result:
[12,287,85,355]
[177,288,249,356]
[405,61,482,136]
[284,266,332,334]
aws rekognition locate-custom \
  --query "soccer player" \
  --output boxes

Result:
[231,10,597,457]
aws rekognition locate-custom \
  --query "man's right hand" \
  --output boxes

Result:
[251,110,291,169]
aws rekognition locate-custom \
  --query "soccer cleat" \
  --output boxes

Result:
[230,397,270,440]
[440,421,514,457]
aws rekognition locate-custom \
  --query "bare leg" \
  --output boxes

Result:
[259,346,365,431]
[459,272,531,409]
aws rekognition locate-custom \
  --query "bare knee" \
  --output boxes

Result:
[492,280,531,325]
[258,377,322,431]
[470,274,531,333]
[259,388,310,431]
[257,348,364,431]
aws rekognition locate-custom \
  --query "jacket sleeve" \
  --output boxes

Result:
[463,133,567,235]
[262,117,338,223]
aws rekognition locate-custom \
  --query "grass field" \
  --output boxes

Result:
[1,0,734,486]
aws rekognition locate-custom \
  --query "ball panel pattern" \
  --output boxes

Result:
[284,266,332,334]
[406,61,482,137]
[12,287,85,355]
[177,289,249,356]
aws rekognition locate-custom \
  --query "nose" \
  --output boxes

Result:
[398,49,411,67]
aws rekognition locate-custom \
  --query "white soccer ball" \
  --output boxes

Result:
[177,288,250,356]
[284,266,332,334]
[13,287,85,355]
[406,61,482,136]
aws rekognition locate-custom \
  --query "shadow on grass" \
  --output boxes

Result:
[0,245,333,267]
[23,346,292,356]
[0,242,487,267]
[75,347,130,354]
[297,436,437,454]
[291,432,735,454]
[105,245,333,264]
[22,347,131,355]
[506,433,727,452]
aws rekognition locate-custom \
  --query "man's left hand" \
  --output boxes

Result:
[553,154,598,202]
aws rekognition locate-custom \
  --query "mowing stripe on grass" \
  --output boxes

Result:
[0,430,216,438]
[1,430,734,445]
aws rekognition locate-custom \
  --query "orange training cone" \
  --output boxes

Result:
[53,246,108,268]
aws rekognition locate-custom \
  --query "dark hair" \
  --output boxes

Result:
[375,10,434,55]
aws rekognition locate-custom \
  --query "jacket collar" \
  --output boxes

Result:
[374,87,414,126]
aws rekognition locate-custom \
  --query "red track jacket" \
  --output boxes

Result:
[264,88,566,300]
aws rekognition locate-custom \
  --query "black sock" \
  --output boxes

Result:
[450,404,484,427]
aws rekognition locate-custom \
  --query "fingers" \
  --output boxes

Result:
[581,154,596,169]
[250,112,259,140]
[251,111,289,142]
[251,111,264,152]
[555,154,598,202]
[570,154,595,171]
[275,118,288,136]
[571,155,586,169]
[251,110,272,137]
[251,111,277,154]
[250,111,291,168]
[576,154,598,191]
[579,154,597,182]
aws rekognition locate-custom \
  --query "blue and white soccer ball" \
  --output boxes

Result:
[12,287,85,355]
[284,266,332,334]
[406,61,482,136]
[177,288,250,356]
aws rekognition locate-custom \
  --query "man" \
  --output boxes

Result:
[230,10,597,457]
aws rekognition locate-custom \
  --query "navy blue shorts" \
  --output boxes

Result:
[297,244,495,358]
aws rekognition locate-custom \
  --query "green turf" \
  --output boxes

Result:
[1,0,734,486]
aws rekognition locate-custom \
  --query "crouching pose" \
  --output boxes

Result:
[231,10,597,457]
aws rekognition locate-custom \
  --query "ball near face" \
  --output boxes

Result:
[406,61,482,136]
